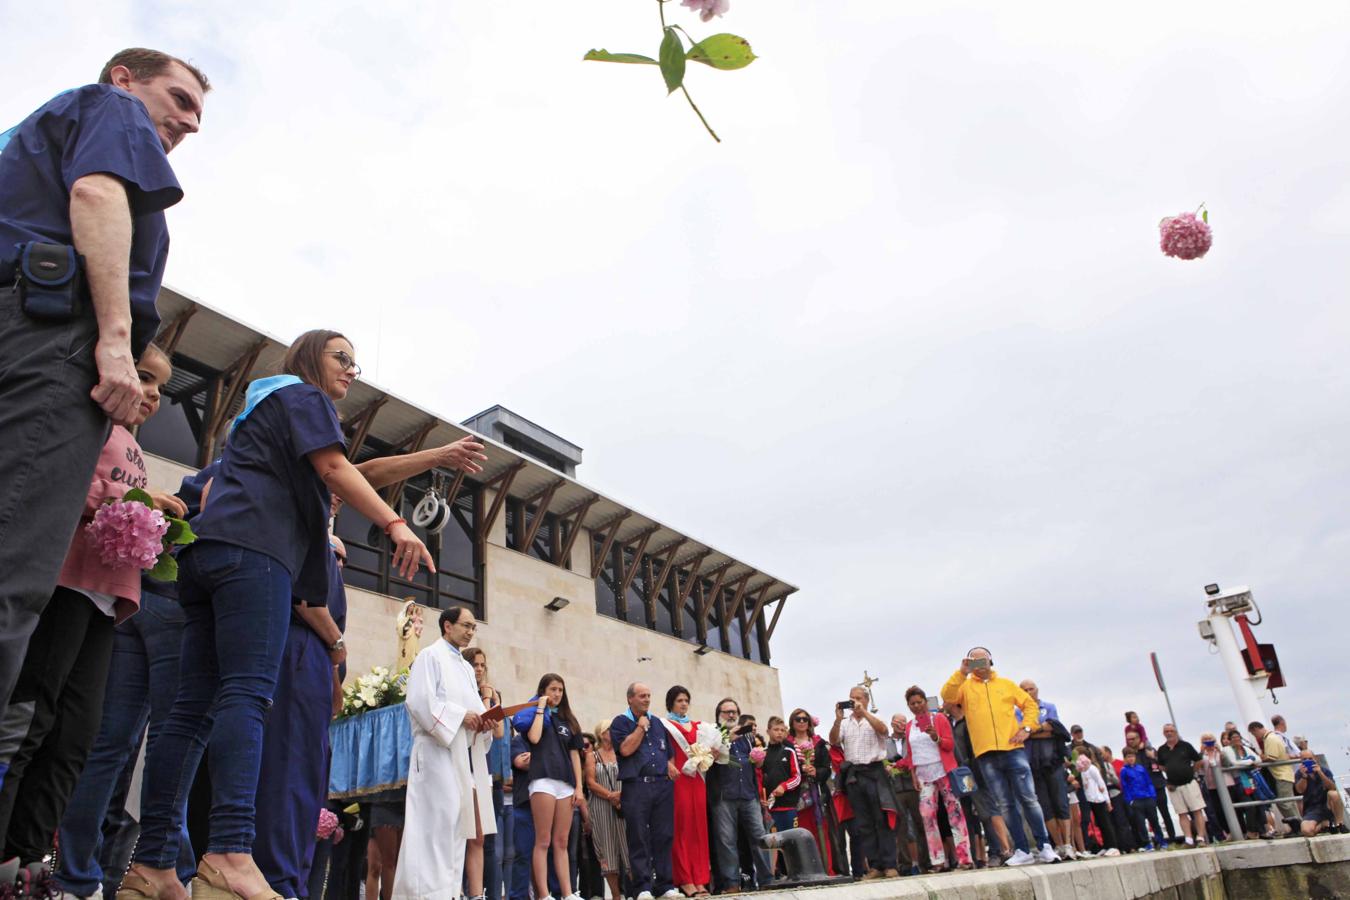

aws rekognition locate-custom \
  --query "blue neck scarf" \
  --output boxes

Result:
[668,712,691,725]
[230,375,304,435]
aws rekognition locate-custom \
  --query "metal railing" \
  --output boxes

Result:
[1212,754,1305,840]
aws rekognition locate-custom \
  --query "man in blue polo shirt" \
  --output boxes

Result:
[609,682,679,900]
[0,48,208,748]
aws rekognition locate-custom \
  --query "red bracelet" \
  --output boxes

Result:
[384,517,407,535]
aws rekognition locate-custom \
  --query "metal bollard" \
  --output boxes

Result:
[759,828,834,884]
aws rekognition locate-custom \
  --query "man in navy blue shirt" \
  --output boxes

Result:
[609,682,679,900]
[706,698,771,891]
[0,48,209,747]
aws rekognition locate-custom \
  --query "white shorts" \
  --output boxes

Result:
[529,777,575,800]
[1167,780,1205,814]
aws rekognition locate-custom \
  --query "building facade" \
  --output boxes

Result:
[137,288,796,728]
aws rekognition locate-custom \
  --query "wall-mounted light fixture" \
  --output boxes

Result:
[694,644,712,656]
[545,597,570,612]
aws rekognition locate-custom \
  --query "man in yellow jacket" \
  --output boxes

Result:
[940,647,1059,867]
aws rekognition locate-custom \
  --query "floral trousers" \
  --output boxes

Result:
[918,775,972,868]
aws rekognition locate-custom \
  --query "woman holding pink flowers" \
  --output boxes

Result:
[788,708,843,875]
[123,330,434,900]
[900,686,972,872]
[0,344,181,878]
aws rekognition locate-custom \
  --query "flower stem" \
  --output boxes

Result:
[681,85,721,142]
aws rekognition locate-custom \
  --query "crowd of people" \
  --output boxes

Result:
[0,45,1346,900]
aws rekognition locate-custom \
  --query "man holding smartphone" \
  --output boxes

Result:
[706,698,771,892]
[829,686,900,879]
[940,648,1059,866]
[0,48,208,752]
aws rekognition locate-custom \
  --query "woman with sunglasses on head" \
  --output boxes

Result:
[121,330,435,900]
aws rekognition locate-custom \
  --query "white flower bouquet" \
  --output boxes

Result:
[338,665,409,718]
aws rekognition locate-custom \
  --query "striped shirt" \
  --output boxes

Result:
[838,714,888,764]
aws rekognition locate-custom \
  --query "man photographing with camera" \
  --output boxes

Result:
[707,698,771,892]
[829,686,900,879]
[940,647,1059,866]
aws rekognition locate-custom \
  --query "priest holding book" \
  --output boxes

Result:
[392,606,496,900]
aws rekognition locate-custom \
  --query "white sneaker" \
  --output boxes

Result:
[562,894,585,900]
[635,893,655,900]
[1005,849,1036,867]
[1056,844,1074,860]
[660,892,683,899]
[1036,844,1061,864]
[1103,848,1121,857]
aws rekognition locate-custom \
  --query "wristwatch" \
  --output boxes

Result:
[1021,726,1032,735]
[330,638,345,653]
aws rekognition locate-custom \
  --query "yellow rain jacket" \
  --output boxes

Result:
[940,669,1040,757]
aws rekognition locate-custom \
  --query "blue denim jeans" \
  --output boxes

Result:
[134,542,293,865]
[54,592,194,896]
[976,749,1050,853]
[712,796,772,889]
[483,781,504,900]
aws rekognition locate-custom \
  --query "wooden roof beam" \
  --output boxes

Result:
[344,395,388,461]
[521,478,566,550]
[741,582,775,641]
[476,460,527,542]
[721,572,755,629]
[589,511,631,579]
[558,494,599,568]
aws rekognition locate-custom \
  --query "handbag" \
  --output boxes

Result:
[947,765,978,798]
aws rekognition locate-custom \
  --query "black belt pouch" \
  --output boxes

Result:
[16,241,86,321]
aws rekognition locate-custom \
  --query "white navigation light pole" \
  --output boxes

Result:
[1196,584,1268,727]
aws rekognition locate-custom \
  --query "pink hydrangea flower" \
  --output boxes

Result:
[316,808,339,840]
[1159,212,1212,260]
[682,0,730,22]
[748,746,766,765]
[86,500,168,570]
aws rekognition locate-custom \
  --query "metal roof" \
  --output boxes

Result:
[155,285,798,606]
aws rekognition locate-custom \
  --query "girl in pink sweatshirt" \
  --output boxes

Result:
[0,344,182,866]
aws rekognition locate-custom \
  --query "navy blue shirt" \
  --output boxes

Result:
[0,85,183,357]
[514,706,584,786]
[192,383,345,603]
[708,734,758,802]
[609,710,674,782]
[511,734,533,793]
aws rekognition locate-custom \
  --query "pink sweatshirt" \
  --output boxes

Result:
[58,426,148,622]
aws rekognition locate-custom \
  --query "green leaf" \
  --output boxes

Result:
[165,518,197,545]
[123,488,154,508]
[148,553,179,582]
[687,33,757,70]
[585,49,658,65]
[659,28,686,94]
[1203,209,1209,223]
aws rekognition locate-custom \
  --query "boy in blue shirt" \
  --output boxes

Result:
[1120,749,1166,851]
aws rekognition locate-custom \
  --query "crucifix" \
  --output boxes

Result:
[861,670,880,712]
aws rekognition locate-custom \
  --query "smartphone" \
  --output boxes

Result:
[837,700,854,712]
[969,658,991,671]
[927,695,941,714]
[1303,759,1316,772]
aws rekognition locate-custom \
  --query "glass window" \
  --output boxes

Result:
[594,535,619,619]
[136,396,201,468]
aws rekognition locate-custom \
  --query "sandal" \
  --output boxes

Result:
[191,858,282,900]
[116,867,172,900]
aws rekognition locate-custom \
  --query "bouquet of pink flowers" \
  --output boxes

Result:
[1159,206,1212,260]
[748,746,766,767]
[86,488,196,582]
[316,808,344,843]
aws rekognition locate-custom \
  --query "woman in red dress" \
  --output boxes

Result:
[663,685,711,897]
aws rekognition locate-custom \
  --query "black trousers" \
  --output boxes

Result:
[1084,801,1117,850]
[621,778,675,895]
[0,297,107,746]
[844,769,897,872]
[0,587,114,861]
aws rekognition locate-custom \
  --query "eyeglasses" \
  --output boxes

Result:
[792,716,809,723]
[326,350,362,377]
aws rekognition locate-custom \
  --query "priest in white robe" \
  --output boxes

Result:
[392,606,496,900]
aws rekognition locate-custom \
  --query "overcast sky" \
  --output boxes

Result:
[8,1,1350,764]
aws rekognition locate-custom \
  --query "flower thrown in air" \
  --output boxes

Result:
[682,0,729,23]
[1159,210,1213,260]
[316,808,340,840]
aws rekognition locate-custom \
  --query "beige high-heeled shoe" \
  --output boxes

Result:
[115,868,167,900]
[190,858,283,900]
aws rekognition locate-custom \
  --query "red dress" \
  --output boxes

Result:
[669,719,711,886]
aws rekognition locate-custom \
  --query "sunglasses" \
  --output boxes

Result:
[792,716,809,723]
